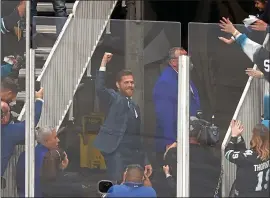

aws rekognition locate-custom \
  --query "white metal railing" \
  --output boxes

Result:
[221,65,267,197]
[18,0,118,131]
[1,1,117,197]
[1,145,24,197]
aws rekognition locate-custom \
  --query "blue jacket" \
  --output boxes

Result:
[107,182,157,197]
[16,144,48,197]
[153,66,200,151]
[1,99,43,176]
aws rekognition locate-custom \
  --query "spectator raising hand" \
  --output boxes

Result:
[218,17,239,44]
[230,120,244,137]
[245,68,264,78]
[250,19,268,31]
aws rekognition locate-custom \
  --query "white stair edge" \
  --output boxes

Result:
[35,47,52,54]
[37,2,73,14]
[36,25,56,34]
[17,91,25,101]
[24,47,52,59]
[19,69,42,78]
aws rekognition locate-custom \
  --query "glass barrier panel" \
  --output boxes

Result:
[189,22,268,197]
[14,18,181,197]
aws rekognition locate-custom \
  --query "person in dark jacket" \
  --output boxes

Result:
[93,52,152,184]
[1,0,26,62]
[224,120,269,197]
[163,117,221,197]
[1,88,44,176]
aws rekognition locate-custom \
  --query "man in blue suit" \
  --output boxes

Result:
[153,47,201,153]
[1,88,44,176]
[94,52,152,184]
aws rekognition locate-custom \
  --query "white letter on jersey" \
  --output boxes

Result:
[264,59,270,72]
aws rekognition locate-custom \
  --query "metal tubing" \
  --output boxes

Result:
[25,0,36,193]
[177,55,190,197]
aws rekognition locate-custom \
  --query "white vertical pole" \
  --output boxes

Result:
[25,0,36,193]
[177,55,190,197]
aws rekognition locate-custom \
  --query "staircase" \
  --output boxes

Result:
[2,1,117,196]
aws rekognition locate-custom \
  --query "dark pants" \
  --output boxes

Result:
[31,0,67,34]
[102,148,145,183]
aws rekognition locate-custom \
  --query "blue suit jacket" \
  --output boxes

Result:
[16,144,48,197]
[153,66,200,151]
[1,99,43,176]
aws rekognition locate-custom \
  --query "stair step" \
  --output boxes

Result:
[35,47,52,54]
[24,47,51,59]
[37,2,73,14]
[36,25,56,34]
[19,69,42,78]
[17,92,25,101]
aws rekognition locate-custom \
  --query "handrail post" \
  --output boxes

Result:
[25,2,36,193]
[177,55,190,197]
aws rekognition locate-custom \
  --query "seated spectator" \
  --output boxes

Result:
[1,88,44,177]
[163,117,221,197]
[107,164,157,197]
[16,127,93,197]
[225,120,269,197]
[1,77,21,123]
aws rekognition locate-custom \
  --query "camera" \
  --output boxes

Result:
[190,112,220,146]
[98,180,113,194]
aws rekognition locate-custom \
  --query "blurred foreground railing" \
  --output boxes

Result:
[18,0,118,130]
[221,65,267,197]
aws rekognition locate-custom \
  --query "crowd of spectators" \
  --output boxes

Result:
[1,0,269,197]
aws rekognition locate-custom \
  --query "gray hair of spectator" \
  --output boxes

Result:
[167,47,185,62]
[35,126,55,144]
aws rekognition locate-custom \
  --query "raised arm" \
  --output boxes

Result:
[219,17,270,82]
[224,120,250,166]
[7,88,44,143]
[95,52,116,105]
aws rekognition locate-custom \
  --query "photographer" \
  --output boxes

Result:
[163,117,221,197]
[106,164,157,197]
